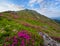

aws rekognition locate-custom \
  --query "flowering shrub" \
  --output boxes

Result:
[23,23,30,27]
[0,13,3,16]
[14,15,19,19]
[3,30,35,46]
[18,30,31,40]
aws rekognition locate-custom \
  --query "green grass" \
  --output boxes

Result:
[0,10,60,45]
[0,16,44,46]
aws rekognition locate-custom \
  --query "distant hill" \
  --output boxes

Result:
[53,19,60,23]
[52,17,60,23]
[0,9,60,46]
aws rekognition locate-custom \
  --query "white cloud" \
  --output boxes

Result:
[29,0,43,4]
[29,0,36,4]
[0,1,25,12]
[37,0,43,3]
[29,0,60,17]
[35,8,60,17]
[29,0,43,7]
[29,0,36,7]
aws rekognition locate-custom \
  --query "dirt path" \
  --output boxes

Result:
[38,32,60,46]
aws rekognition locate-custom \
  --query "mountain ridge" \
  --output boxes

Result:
[0,9,60,46]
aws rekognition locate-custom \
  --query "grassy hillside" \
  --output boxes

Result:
[0,9,60,46]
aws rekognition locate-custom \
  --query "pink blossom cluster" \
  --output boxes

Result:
[18,30,31,40]
[23,23,30,27]
[3,30,35,46]
[0,13,3,16]
[14,15,19,19]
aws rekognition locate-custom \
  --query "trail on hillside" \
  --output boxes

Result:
[38,32,60,46]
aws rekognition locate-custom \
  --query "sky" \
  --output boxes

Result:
[0,0,60,18]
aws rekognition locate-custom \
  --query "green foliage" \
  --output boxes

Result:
[0,10,60,45]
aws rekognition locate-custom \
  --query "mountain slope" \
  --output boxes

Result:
[0,9,60,46]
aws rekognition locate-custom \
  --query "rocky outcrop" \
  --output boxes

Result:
[38,32,60,46]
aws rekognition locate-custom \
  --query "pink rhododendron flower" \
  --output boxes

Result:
[18,30,31,40]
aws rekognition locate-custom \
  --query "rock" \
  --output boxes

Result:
[38,32,60,46]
